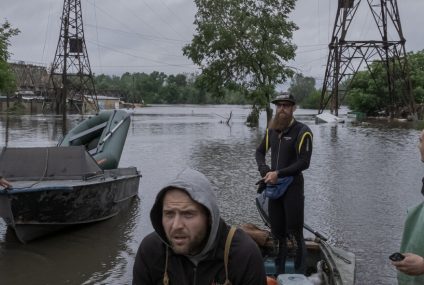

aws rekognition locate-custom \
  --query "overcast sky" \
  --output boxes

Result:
[1,0,423,88]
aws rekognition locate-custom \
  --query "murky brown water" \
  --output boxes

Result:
[0,105,423,284]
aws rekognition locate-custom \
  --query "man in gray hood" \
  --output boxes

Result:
[132,168,266,285]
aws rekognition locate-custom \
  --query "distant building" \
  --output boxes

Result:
[95,95,120,110]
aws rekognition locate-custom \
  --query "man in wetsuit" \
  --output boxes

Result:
[255,92,313,275]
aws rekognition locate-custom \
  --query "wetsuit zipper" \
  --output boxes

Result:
[276,136,281,174]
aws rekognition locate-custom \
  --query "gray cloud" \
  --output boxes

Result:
[2,0,422,83]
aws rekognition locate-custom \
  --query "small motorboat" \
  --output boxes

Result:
[0,110,140,243]
[58,109,131,170]
[241,192,356,285]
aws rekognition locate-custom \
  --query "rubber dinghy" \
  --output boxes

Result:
[0,110,140,243]
[59,109,131,170]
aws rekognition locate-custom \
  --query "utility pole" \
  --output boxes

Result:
[47,0,99,121]
[319,0,415,118]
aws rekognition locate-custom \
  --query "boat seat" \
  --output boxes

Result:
[68,121,108,143]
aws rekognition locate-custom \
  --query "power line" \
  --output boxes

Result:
[86,38,195,68]
[85,0,171,42]
[41,3,53,64]
[157,0,194,34]
[84,24,186,44]
[92,0,103,74]
[137,0,188,40]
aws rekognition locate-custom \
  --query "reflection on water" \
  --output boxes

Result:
[0,106,423,284]
[0,198,140,285]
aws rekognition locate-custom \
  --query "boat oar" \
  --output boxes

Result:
[303,223,328,241]
[100,117,128,144]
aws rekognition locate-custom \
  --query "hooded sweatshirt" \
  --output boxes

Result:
[132,168,266,285]
[149,168,221,266]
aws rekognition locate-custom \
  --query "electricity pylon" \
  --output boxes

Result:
[48,0,98,115]
[319,0,415,118]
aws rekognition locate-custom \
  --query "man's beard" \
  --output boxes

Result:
[167,225,210,256]
[169,231,207,255]
[269,112,292,130]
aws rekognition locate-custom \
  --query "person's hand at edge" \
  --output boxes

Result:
[393,253,424,276]
[0,177,12,189]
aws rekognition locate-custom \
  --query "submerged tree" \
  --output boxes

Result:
[183,0,298,126]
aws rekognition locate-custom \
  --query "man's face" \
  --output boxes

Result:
[270,101,296,130]
[275,101,296,119]
[162,188,209,255]
[419,130,424,162]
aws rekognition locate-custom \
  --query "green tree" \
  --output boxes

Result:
[0,61,15,94]
[0,20,20,94]
[95,74,114,90]
[119,72,135,102]
[408,50,424,104]
[168,74,187,87]
[143,72,165,103]
[346,88,381,115]
[345,69,386,115]
[183,0,298,126]
[288,73,317,106]
[301,89,321,109]
[344,51,424,117]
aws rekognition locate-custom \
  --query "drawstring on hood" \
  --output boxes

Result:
[150,168,220,265]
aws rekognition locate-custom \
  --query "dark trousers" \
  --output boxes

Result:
[268,175,306,274]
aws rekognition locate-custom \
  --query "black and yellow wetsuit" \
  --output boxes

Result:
[255,119,313,273]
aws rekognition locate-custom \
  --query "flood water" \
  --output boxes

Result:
[0,105,423,285]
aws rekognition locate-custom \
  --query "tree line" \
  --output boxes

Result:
[94,47,424,118]
[94,72,252,105]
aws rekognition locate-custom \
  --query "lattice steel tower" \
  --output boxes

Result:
[319,0,415,117]
[48,0,98,114]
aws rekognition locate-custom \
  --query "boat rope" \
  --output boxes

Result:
[163,246,169,285]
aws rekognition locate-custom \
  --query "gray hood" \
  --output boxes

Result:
[150,168,220,264]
